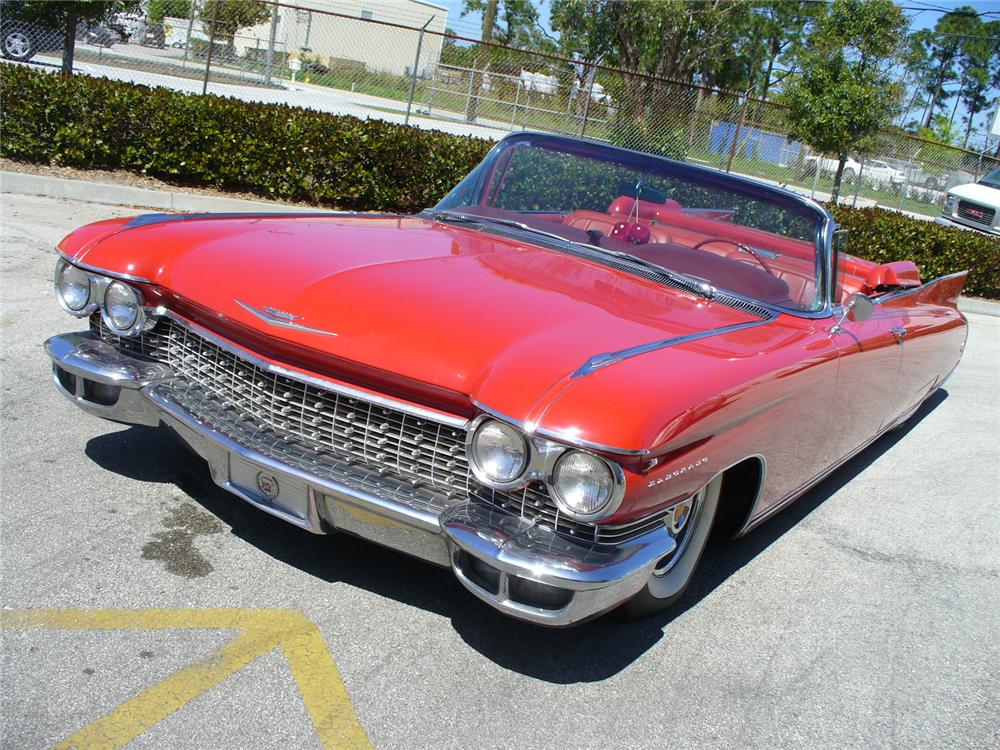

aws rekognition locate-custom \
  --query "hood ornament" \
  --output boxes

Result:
[234,299,339,336]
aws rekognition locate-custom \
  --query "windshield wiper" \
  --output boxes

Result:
[427,210,717,300]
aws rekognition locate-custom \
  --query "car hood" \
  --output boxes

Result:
[949,182,1000,206]
[67,213,770,430]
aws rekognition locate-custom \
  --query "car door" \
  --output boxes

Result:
[827,311,904,463]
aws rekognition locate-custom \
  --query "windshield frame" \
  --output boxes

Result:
[432,132,836,319]
[978,168,1000,190]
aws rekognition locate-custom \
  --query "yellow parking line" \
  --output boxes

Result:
[0,608,373,750]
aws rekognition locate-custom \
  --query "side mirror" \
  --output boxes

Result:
[845,292,874,323]
[832,292,874,334]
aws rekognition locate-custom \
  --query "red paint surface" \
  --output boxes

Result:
[59,213,968,526]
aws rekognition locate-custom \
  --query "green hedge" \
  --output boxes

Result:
[2,63,997,298]
[830,204,999,299]
[0,64,490,212]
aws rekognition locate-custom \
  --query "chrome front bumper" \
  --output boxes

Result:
[46,332,673,626]
[934,215,1000,236]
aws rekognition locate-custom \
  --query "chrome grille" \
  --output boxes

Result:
[90,314,173,361]
[90,313,664,545]
[957,200,995,227]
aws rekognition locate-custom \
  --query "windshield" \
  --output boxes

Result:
[433,134,828,313]
[979,168,1000,190]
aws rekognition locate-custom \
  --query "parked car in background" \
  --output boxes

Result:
[800,153,863,182]
[936,167,1000,236]
[800,154,904,192]
[139,23,165,48]
[76,21,121,48]
[864,160,906,191]
[47,133,969,626]
[0,0,58,62]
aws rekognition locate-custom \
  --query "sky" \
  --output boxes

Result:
[429,0,1000,149]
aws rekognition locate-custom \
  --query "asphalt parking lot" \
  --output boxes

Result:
[2,192,998,750]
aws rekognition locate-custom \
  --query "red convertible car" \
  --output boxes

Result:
[47,133,968,626]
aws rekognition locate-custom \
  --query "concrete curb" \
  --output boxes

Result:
[0,170,328,214]
[957,296,1000,317]
[4,168,998,317]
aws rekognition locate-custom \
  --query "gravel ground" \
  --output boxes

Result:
[1,192,998,750]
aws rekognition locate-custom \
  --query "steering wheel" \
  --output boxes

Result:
[692,238,776,277]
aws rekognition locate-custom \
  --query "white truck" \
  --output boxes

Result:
[936,167,1000,236]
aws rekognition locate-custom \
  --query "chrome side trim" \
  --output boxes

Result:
[234,299,340,337]
[572,314,777,377]
[162,310,470,429]
[472,401,650,456]
[57,251,153,284]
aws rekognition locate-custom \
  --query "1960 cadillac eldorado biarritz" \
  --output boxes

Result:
[47,133,968,626]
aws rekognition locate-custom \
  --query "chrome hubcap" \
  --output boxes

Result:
[5,32,29,57]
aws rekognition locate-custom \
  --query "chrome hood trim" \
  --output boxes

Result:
[571,313,778,377]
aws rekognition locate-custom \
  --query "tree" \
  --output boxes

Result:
[955,19,1000,147]
[5,0,139,76]
[910,7,982,129]
[550,0,752,152]
[146,0,192,25]
[199,0,269,54]
[461,0,541,49]
[782,0,907,201]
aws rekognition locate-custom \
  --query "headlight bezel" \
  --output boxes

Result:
[53,257,157,337]
[547,448,625,521]
[466,417,531,489]
[465,414,626,520]
[101,279,146,336]
[54,258,97,317]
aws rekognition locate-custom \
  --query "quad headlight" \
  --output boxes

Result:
[466,415,625,519]
[53,258,153,336]
[469,419,528,486]
[550,450,616,518]
[54,260,94,315]
[102,280,143,334]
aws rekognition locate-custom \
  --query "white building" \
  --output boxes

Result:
[234,0,448,78]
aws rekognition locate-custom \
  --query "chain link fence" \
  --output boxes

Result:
[5,0,997,219]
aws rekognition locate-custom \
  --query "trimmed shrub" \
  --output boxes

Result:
[2,64,996,298]
[830,204,999,300]
[0,63,490,213]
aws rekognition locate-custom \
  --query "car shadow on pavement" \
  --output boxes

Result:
[84,389,947,684]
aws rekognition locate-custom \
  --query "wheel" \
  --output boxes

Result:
[1,26,35,62]
[620,473,723,619]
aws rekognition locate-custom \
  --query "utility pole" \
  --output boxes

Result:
[264,1,278,85]
[202,0,219,95]
[183,0,198,66]
[405,15,435,126]
[465,0,497,123]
